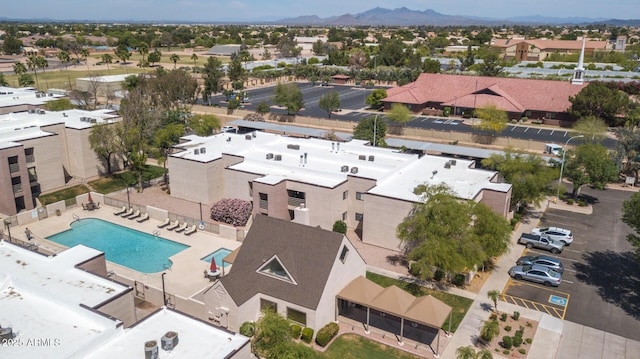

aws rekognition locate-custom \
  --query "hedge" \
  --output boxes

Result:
[301,327,314,343]
[290,324,302,339]
[239,321,255,337]
[315,322,339,347]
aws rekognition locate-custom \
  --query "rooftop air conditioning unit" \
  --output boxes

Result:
[358,155,366,160]
[341,165,349,173]
[161,331,179,351]
[28,109,35,114]
[350,167,359,174]
[63,113,67,117]
[144,340,159,359]
[444,162,451,169]
[287,144,300,150]
[368,155,375,162]
[450,159,457,166]
[245,135,252,140]
[200,147,206,154]
[38,109,45,114]
[274,154,282,161]
[194,149,200,155]
[90,118,97,123]
[266,153,274,160]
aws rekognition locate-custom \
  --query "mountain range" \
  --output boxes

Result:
[275,7,638,26]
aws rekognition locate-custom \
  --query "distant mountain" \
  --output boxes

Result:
[276,7,639,26]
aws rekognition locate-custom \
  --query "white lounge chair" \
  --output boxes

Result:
[136,213,150,223]
[184,224,197,235]
[174,222,188,233]
[128,210,141,220]
[113,206,127,215]
[157,218,170,228]
[166,220,180,231]
[120,208,134,218]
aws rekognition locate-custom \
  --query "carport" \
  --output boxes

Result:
[336,276,452,356]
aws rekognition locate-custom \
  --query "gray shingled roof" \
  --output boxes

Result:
[219,215,344,310]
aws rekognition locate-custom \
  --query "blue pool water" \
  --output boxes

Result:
[201,248,232,268]
[46,218,189,273]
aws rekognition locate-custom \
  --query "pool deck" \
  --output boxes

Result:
[18,206,241,302]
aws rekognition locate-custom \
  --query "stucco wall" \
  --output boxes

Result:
[97,289,137,328]
[362,194,414,250]
[22,134,66,193]
[479,188,512,218]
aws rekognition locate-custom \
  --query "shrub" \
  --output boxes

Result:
[315,322,339,347]
[513,334,523,347]
[290,324,302,339]
[567,198,574,205]
[210,198,252,226]
[239,321,255,337]
[452,273,466,286]
[512,311,520,321]
[526,338,533,344]
[433,269,445,282]
[504,325,512,332]
[244,113,265,122]
[519,348,527,354]
[526,321,532,328]
[578,199,587,207]
[332,220,347,234]
[500,313,508,322]
[489,314,497,321]
[502,336,513,349]
[301,327,314,343]
[503,349,510,355]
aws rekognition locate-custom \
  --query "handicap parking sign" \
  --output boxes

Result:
[549,295,567,307]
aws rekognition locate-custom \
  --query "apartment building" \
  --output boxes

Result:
[167,131,511,251]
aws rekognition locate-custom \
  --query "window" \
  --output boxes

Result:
[257,255,297,284]
[356,192,364,201]
[339,245,349,263]
[286,308,307,326]
[342,212,347,221]
[545,112,556,119]
[287,189,305,207]
[342,190,348,200]
[8,156,19,173]
[260,299,277,313]
[355,213,363,221]
[24,147,35,163]
[259,192,268,210]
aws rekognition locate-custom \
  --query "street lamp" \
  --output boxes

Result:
[557,135,584,201]
[161,272,167,306]
[373,115,378,147]
[126,185,131,209]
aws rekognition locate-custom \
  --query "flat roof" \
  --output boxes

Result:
[0,88,63,109]
[76,74,131,83]
[85,308,249,359]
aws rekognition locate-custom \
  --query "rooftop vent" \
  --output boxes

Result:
[194,148,200,155]
[350,167,359,174]
[358,155,366,160]
[89,118,97,123]
[37,109,45,115]
[449,159,457,166]
[28,109,35,114]
[226,137,231,142]
[444,162,451,169]
[245,135,252,140]
[161,331,179,351]
[252,131,256,138]
[368,155,375,162]
[341,165,349,173]
[200,147,206,154]
[287,144,300,150]
[62,113,67,117]
[274,154,282,161]
[266,153,274,160]
[144,340,159,359]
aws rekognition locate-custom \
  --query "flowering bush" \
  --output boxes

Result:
[210,198,252,227]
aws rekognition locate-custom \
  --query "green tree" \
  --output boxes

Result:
[115,45,131,64]
[153,123,185,185]
[202,56,225,104]
[422,58,441,73]
[481,151,557,209]
[353,115,387,147]
[57,50,71,72]
[13,62,27,75]
[614,126,640,182]
[459,44,475,71]
[477,51,504,77]
[81,48,90,71]
[256,101,271,115]
[273,82,304,115]
[479,320,500,343]
[572,115,608,142]
[18,74,35,87]
[170,53,180,69]
[253,309,313,359]
[365,88,387,109]
[187,114,220,136]
[456,346,493,359]
[138,42,149,64]
[2,36,23,55]
[42,98,74,111]
[386,103,413,124]
[397,184,511,279]
[0,73,7,86]
[475,104,508,135]
[487,289,501,313]
[565,143,618,197]
[621,192,640,257]
[190,53,198,71]
[101,53,113,74]
[227,56,248,84]
[148,49,162,66]
[569,81,630,125]
[318,90,341,118]
[89,123,120,175]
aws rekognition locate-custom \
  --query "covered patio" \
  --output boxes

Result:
[336,276,452,357]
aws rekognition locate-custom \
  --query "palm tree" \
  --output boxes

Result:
[487,289,501,313]
[101,53,113,74]
[57,50,70,71]
[81,48,90,71]
[477,349,493,359]
[26,55,40,89]
[170,54,180,69]
[456,346,478,359]
[138,42,149,65]
[190,53,198,72]
[13,62,27,75]
[479,320,500,343]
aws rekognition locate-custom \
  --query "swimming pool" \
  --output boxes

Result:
[46,218,189,273]
[201,248,232,268]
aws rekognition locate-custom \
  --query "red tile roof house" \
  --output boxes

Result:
[382,73,586,126]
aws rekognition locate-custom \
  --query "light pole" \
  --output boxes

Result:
[126,186,131,209]
[373,115,378,147]
[3,218,11,242]
[161,272,167,306]
[557,135,584,201]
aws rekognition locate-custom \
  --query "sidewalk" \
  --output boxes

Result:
[438,202,640,359]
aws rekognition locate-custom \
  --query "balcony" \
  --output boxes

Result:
[9,163,20,173]
[288,196,305,207]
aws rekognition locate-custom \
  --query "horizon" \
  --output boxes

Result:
[1,1,639,22]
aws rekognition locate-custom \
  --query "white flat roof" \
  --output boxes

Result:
[85,308,250,359]
[76,74,131,83]
[172,132,509,200]
[0,87,63,108]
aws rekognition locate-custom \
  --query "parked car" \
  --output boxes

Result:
[516,255,564,274]
[508,264,562,287]
[518,233,564,254]
[221,125,236,133]
[531,227,573,245]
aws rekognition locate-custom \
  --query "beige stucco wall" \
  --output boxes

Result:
[362,194,414,251]
[97,290,137,328]
[478,188,512,218]
[0,145,32,214]
[22,134,66,193]
[168,157,217,203]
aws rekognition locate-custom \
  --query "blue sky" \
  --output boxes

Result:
[2,0,638,21]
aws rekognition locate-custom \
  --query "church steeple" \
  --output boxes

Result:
[571,38,586,85]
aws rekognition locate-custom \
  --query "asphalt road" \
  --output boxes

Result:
[205,83,616,148]
[504,187,640,341]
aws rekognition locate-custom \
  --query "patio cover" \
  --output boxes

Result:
[337,276,453,330]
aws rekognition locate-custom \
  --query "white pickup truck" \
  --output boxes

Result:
[518,233,564,254]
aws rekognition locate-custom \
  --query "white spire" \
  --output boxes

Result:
[571,38,586,85]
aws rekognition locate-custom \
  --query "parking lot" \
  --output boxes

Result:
[502,187,640,341]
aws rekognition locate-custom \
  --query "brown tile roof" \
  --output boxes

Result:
[491,38,607,50]
[383,73,585,113]
[219,215,344,309]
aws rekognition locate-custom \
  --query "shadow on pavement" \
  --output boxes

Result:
[574,250,640,319]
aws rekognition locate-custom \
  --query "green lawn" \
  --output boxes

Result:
[38,184,89,206]
[89,166,165,194]
[366,272,473,332]
[3,66,146,91]
[317,334,420,359]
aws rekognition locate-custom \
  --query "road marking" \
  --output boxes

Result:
[510,127,516,131]
[550,130,555,135]
[524,127,529,132]
[537,129,542,134]
[549,295,567,306]
[563,131,568,137]
[567,249,582,254]
[562,279,574,284]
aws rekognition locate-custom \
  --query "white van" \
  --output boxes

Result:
[544,144,563,156]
